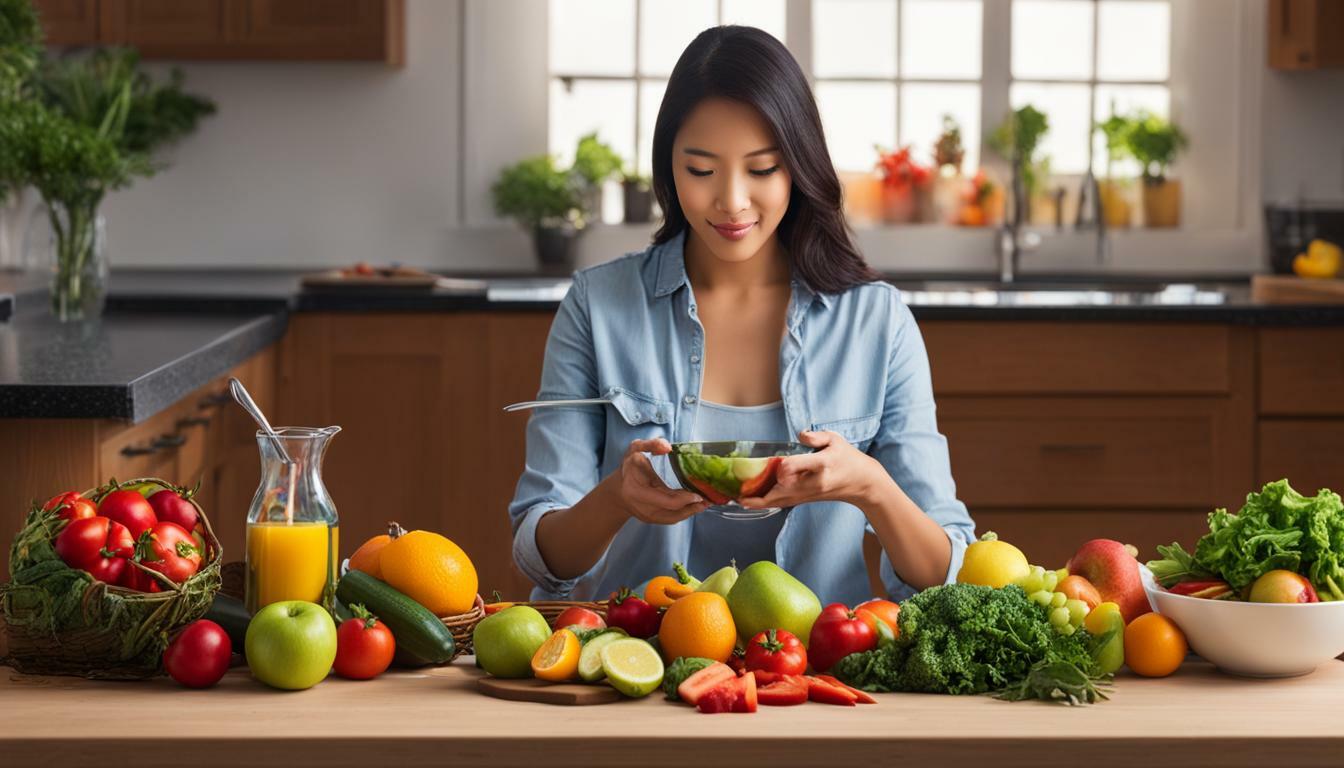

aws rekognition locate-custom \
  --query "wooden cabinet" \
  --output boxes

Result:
[278,312,552,603]
[1258,421,1344,494]
[0,346,277,576]
[1269,0,1344,70]
[35,0,405,65]
[1259,328,1344,415]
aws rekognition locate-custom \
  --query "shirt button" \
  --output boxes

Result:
[690,354,700,364]
[684,395,697,405]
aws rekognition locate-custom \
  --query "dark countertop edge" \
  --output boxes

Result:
[906,305,1344,324]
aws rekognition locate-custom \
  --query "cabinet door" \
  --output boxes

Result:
[1269,0,1344,70]
[32,0,101,46]
[1258,420,1344,495]
[239,0,404,63]
[100,0,232,52]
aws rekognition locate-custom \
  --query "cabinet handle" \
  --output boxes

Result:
[152,433,188,450]
[177,416,211,429]
[1040,443,1106,454]
[120,443,158,457]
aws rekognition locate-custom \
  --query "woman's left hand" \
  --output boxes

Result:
[738,430,892,510]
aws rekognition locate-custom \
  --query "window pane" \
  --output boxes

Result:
[1010,82,1091,174]
[813,0,897,77]
[550,0,635,75]
[638,79,668,175]
[901,83,980,171]
[902,0,982,79]
[816,81,897,172]
[549,79,637,172]
[640,0,717,77]
[1092,84,1169,176]
[1012,0,1094,80]
[722,0,787,42]
[1097,1,1170,81]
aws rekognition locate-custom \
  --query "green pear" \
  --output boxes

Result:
[695,559,740,598]
[726,561,822,647]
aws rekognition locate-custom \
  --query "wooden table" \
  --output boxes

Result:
[3,658,1342,768]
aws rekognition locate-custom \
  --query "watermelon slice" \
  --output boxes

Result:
[677,662,736,705]
[696,672,757,714]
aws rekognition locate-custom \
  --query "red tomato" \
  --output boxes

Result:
[44,491,98,522]
[147,488,199,532]
[333,606,396,680]
[807,603,878,674]
[855,598,901,635]
[605,588,661,639]
[135,522,203,584]
[120,565,164,593]
[54,517,134,584]
[164,619,232,688]
[743,628,807,676]
[98,489,158,538]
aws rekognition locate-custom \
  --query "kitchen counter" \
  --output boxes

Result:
[2,267,1343,422]
[2,659,1342,767]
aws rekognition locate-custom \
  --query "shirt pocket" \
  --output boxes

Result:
[811,412,881,452]
[604,386,674,429]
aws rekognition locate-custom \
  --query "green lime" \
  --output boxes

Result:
[599,638,664,698]
[577,629,627,682]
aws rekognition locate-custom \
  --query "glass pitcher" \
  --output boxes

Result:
[245,426,341,614]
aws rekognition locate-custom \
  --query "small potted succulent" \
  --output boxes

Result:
[1123,111,1188,228]
[491,154,586,273]
[620,168,654,224]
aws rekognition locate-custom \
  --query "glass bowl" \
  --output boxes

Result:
[669,441,813,520]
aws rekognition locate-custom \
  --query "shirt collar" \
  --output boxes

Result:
[649,227,834,310]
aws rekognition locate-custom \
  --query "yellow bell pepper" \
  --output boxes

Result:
[1293,238,1341,279]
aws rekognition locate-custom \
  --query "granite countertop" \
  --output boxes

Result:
[1,267,1342,423]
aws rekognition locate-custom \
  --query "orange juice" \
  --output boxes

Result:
[245,521,338,613]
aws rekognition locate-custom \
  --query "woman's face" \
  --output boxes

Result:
[671,97,793,264]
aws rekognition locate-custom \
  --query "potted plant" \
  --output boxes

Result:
[571,132,622,223]
[930,114,966,225]
[1123,111,1188,228]
[620,168,654,224]
[491,154,585,273]
[1096,113,1135,228]
[0,0,43,270]
[874,144,932,224]
[0,48,214,321]
[989,104,1050,224]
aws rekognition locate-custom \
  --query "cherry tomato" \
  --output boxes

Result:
[164,619,232,688]
[743,628,808,676]
[54,517,134,584]
[333,604,396,680]
[98,489,158,538]
[135,522,203,584]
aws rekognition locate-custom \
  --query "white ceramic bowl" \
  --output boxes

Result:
[1145,582,1344,677]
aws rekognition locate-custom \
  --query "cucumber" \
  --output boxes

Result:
[203,593,251,657]
[336,569,456,665]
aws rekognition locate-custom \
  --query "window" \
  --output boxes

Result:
[813,0,982,172]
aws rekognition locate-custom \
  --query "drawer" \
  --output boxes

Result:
[1258,420,1344,493]
[921,323,1237,395]
[1259,328,1344,415]
[940,398,1252,509]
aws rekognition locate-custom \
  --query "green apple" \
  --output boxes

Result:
[726,561,822,647]
[473,605,551,678]
[245,600,337,690]
[696,560,740,598]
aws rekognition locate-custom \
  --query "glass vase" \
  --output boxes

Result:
[29,201,108,323]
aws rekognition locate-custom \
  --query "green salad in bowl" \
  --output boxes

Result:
[669,441,812,520]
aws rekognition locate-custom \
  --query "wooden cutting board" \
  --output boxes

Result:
[476,676,624,705]
[1251,274,1344,304]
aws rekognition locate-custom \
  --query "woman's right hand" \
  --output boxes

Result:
[614,438,708,525]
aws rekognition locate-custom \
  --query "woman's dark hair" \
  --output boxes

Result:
[651,25,879,294]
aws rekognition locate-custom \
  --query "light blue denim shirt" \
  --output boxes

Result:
[508,231,975,605]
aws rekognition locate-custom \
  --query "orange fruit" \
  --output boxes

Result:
[855,598,901,636]
[656,592,736,664]
[1124,612,1188,677]
[380,530,479,616]
[645,575,696,608]
[531,628,581,682]
[348,534,390,579]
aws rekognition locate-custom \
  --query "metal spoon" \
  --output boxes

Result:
[502,397,613,412]
[229,376,292,463]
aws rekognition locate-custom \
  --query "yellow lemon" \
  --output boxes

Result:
[956,531,1031,588]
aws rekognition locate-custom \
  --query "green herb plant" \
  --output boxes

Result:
[1122,111,1187,184]
[491,154,584,229]
[989,104,1050,201]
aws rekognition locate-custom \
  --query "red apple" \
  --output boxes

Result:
[552,606,605,631]
[1248,570,1319,603]
[1066,539,1151,623]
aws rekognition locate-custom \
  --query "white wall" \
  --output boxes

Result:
[90,0,1342,273]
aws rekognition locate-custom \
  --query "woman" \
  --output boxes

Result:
[509,25,974,605]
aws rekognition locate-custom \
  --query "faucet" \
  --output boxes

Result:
[1075,169,1110,265]
[997,157,1039,283]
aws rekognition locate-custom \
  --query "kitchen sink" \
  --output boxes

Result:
[893,280,1233,307]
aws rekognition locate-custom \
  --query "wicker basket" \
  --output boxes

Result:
[0,478,222,680]
[516,600,607,627]
[439,594,486,658]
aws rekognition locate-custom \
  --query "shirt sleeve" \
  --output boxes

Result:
[508,271,608,597]
[865,293,976,601]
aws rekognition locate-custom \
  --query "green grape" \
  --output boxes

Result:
[1017,565,1045,594]
[1041,571,1059,592]
[1048,606,1070,627]
[1054,567,1069,582]
[1050,591,1067,609]
[1057,622,1077,637]
[1065,598,1088,626]
[1028,590,1054,607]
